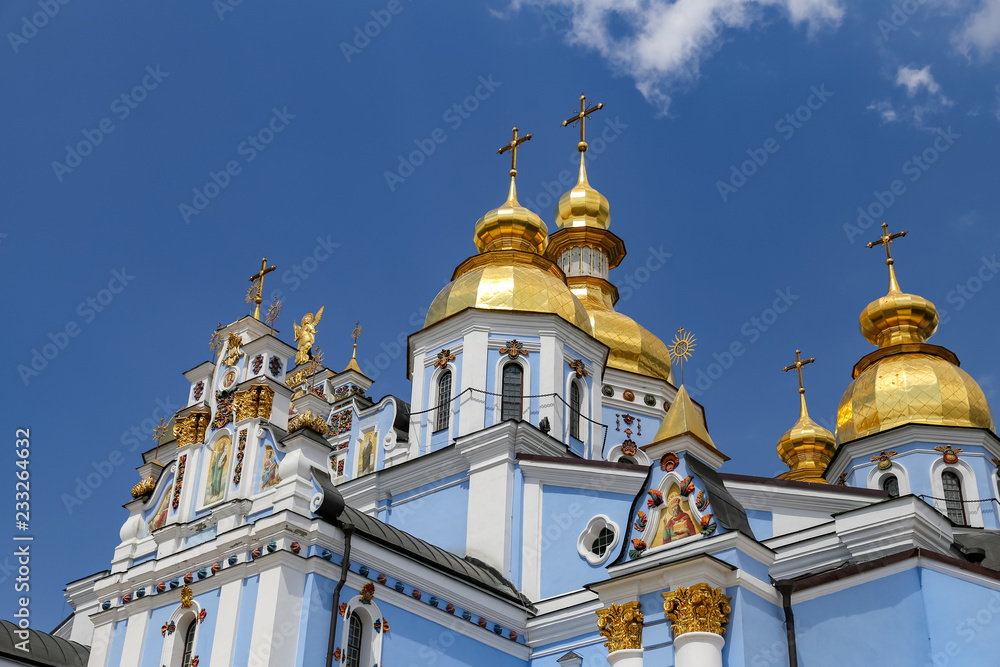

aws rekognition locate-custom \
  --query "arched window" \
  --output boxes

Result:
[591,526,615,557]
[569,381,581,440]
[181,620,197,667]
[501,364,523,422]
[435,371,452,432]
[942,471,966,525]
[617,456,636,465]
[345,613,363,667]
[882,475,899,498]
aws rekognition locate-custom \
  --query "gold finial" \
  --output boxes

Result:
[782,349,816,397]
[151,416,169,464]
[248,257,277,320]
[866,222,907,293]
[562,93,604,153]
[209,323,225,362]
[265,296,282,332]
[497,126,533,178]
[667,328,696,385]
[344,321,364,374]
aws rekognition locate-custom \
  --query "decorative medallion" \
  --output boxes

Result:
[359,565,370,577]
[213,389,235,430]
[252,354,264,374]
[602,385,614,397]
[223,332,244,368]
[477,617,487,628]
[633,511,647,532]
[497,340,526,360]
[621,439,637,456]
[596,601,644,653]
[434,349,456,369]
[251,547,262,559]
[193,381,205,401]
[266,541,277,553]
[644,394,656,407]
[493,624,503,635]
[462,611,472,621]
[171,455,186,510]
[662,583,731,637]
[646,489,664,507]
[122,593,132,604]
[660,452,679,472]
[156,582,166,594]
[695,489,709,511]
[623,390,635,402]
[211,562,221,574]
[628,538,647,558]
[870,450,898,470]
[428,596,439,607]
[184,573,194,585]
[935,445,962,464]
[269,356,282,377]
[180,586,193,609]
[394,581,405,593]
[321,549,332,560]
[700,514,717,535]
[288,409,330,436]
[361,582,375,604]
[330,409,353,436]
[509,630,518,641]
[446,603,455,614]
[136,587,145,598]
[568,358,588,378]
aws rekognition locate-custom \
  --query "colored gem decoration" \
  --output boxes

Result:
[621,439,637,456]
[700,514,717,535]
[935,445,962,464]
[184,573,194,585]
[228,554,238,566]
[172,456,186,510]
[568,358,588,378]
[358,565,370,577]
[290,542,301,555]
[266,541,277,553]
[213,389,235,430]
[193,381,205,401]
[411,589,422,601]
[156,582,166,594]
[269,356,282,377]
[360,582,376,604]
[596,601,644,653]
[695,490,709,511]
[446,603,455,614]
[252,354,264,374]
[330,409,353,436]
[321,549,333,560]
[646,489,664,507]
[122,593,132,604]
[211,562,221,574]
[434,349,456,369]
[499,339,527,359]
[644,394,656,407]
[169,579,180,589]
[870,450,898,470]
[602,385,614,397]
[197,568,208,579]
[462,611,472,621]
[629,538,648,558]
[679,476,695,496]
[377,574,387,585]
[136,587,146,598]
[198,609,207,623]
[394,581,405,593]
[509,630,518,641]
[493,624,503,635]
[623,390,635,402]
[428,595,439,607]
[251,547,262,559]
[660,452,679,473]
[102,600,111,611]
[477,617,488,628]
[633,510,647,532]
[233,429,247,486]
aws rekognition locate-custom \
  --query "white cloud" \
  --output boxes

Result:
[953,0,1000,59]
[867,100,898,123]
[895,65,941,97]
[507,0,844,115]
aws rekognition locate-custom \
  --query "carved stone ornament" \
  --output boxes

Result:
[596,601,643,653]
[288,410,330,436]
[662,583,732,637]
[223,333,244,367]
[499,339,527,359]
[180,585,193,609]
[434,349,456,369]
[234,384,275,422]
[131,477,156,499]
[568,358,589,378]
[174,411,210,448]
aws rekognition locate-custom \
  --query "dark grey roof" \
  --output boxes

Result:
[0,620,89,667]
[954,529,1000,571]
[341,505,532,607]
[686,453,756,540]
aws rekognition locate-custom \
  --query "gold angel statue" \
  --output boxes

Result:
[293,305,324,366]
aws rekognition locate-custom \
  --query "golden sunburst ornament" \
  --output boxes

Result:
[668,328,696,384]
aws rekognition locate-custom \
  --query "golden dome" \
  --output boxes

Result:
[777,394,836,483]
[859,275,938,347]
[474,177,548,254]
[555,154,610,230]
[836,352,994,443]
[424,262,592,331]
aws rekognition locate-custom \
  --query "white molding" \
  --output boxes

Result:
[929,457,985,528]
[339,593,384,666]
[517,458,647,496]
[577,515,621,566]
[607,444,651,466]
[867,461,910,495]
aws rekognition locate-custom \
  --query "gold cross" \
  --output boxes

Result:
[248,257,276,320]
[562,94,604,152]
[866,222,907,267]
[782,349,815,395]
[497,126,532,177]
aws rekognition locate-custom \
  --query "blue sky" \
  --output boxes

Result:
[2,0,999,630]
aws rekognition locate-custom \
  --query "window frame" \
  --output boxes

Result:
[500,363,523,422]
[577,515,621,565]
[434,370,453,433]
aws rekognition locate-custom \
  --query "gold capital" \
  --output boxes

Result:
[662,583,732,637]
[596,601,643,653]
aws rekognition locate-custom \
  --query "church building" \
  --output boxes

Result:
[52,96,1000,667]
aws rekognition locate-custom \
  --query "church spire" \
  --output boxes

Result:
[776,349,836,483]
[556,94,610,230]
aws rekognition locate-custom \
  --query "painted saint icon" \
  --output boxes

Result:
[357,430,376,476]
[147,487,170,533]
[260,445,281,490]
[650,483,699,547]
[204,435,232,504]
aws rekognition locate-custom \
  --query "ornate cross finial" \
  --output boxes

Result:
[668,328,696,385]
[562,94,604,152]
[248,257,277,320]
[350,320,362,361]
[782,349,816,396]
[866,222,907,292]
[497,126,533,177]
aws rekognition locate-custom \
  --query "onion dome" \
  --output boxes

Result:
[776,352,836,483]
[555,154,611,230]
[835,224,994,444]
[425,133,592,333]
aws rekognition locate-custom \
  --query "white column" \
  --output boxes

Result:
[458,327,488,436]
[538,330,559,438]
[248,565,305,666]
[674,632,724,667]
[87,621,113,667]
[209,578,245,666]
[520,478,542,599]
[119,610,149,667]
[464,452,514,573]
[606,648,643,667]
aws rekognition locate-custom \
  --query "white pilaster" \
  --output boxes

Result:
[119,609,148,667]
[209,577,245,667]
[458,327,489,439]
[521,477,542,600]
[606,648,643,667]
[247,564,305,666]
[673,632,724,667]
[87,621,113,667]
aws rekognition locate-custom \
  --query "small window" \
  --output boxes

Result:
[591,526,615,557]
[435,371,452,432]
[181,620,197,667]
[618,456,636,465]
[501,364,523,421]
[345,613,363,667]
[942,471,966,525]
[883,475,899,498]
[569,381,581,440]
[577,515,620,565]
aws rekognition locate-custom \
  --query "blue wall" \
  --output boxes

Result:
[383,474,470,555]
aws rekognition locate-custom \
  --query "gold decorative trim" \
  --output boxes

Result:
[662,583,731,637]
[223,332,244,367]
[234,383,275,422]
[131,477,156,498]
[180,585,193,609]
[288,410,329,436]
[596,601,643,653]
[174,412,210,448]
